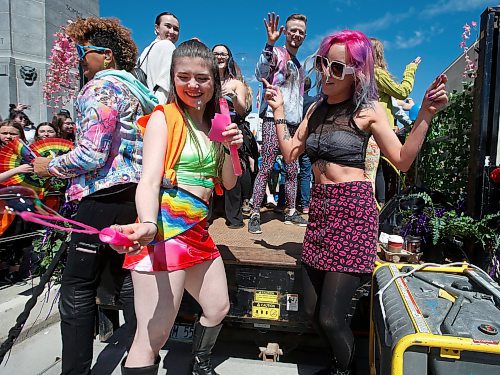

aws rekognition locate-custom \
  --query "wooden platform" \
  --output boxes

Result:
[209,209,306,268]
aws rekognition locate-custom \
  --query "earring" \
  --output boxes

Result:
[103,60,109,69]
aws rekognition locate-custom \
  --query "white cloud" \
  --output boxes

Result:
[388,26,445,50]
[303,10,412,53]
[352,11,413,33]
[422,0,492,17]
[394,31,425,49]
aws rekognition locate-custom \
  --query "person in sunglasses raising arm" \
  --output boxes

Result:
[262,30,447,375]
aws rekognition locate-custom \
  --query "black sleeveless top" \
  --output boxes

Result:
[305,99,370,169]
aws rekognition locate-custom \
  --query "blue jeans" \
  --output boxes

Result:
[298,153,312,209]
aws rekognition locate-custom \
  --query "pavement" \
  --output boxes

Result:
[0,277,60,344]
[1,320,331,374]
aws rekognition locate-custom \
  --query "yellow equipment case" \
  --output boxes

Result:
[369,263,500,375]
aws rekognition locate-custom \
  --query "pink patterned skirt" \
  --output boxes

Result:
[302,181,378,273]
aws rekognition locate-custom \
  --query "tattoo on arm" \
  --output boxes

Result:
[282,124,291,141]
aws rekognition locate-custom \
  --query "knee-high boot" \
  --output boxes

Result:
[190,322,222,375]
[121,356,160,375]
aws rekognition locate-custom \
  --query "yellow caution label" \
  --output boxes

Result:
[254,290,279,304]
[252,302,280,320]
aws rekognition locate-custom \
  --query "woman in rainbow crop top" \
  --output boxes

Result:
[112,40,243,375]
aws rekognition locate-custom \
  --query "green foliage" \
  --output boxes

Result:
[418,83,474,201]
[32,230,69,283]
[401,192,500,250]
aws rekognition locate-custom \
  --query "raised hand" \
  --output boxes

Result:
[264,12,284,45]
[421,74,448,116]
[262,78,284,111]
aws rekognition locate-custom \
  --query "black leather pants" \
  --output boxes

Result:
[59,185,137,375]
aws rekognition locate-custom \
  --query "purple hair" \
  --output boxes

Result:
[316,30,378,110]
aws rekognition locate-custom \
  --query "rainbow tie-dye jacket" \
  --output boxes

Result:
[48,76,144,201]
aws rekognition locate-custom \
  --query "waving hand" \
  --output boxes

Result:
[264,12,284,45]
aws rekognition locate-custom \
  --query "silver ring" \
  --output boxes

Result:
[116,225,123,233]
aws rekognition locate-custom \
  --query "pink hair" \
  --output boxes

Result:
[317,30,378,110]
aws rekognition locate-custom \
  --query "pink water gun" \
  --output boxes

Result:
[0,186,133,247]
[209,98,242,176]
[19,211,134,247]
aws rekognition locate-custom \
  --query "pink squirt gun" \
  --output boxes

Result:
[209,98,242,176]
[18,211,134,247]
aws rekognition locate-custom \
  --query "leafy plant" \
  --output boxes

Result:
[32,229,69,283]
[400,192,500,250]
[417,83,474,201]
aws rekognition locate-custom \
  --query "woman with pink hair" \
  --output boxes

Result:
[263,30,448,374]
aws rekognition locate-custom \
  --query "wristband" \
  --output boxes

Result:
[275,118,287,125]
[141,220,158,234]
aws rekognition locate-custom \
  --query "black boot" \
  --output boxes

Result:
[190,322,222,375]
[121,355,160,374]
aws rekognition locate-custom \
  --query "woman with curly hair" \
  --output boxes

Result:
[33,17,158,374]
[263,30,447,374]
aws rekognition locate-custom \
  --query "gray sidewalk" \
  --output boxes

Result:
[0,277,60,344]
[0,278,324,374]
[1,320,324,374]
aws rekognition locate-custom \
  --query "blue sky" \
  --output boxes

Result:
[100,0,490,109]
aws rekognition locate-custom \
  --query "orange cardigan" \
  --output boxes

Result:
[137,103,223,194]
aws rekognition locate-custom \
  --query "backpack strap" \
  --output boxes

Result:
[137,41,158,69]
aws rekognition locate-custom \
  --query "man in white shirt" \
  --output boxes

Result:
[138,12,180,103]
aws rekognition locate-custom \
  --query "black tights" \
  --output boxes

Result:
[302,264,362,370]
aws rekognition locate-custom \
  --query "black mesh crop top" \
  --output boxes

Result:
[305,99,371,169]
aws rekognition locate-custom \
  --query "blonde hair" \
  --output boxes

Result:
[370,38,388,71]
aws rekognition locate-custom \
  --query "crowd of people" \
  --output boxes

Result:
[0,104,76,284]
[0,9,449,375]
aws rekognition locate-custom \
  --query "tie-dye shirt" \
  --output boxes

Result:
[255,45,304,126]
[48,75,144,201]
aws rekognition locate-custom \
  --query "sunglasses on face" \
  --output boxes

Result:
[314,55,355,80]
[75,44,108,60]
